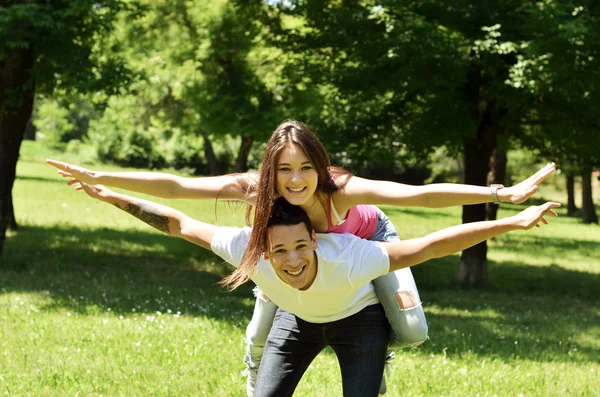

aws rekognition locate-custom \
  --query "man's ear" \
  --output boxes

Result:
[311,230,317,250]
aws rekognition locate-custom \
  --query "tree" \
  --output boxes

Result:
[581,170,598,224]
[248,0,600,286]
[0,1,133,257]
[92,0,285,175]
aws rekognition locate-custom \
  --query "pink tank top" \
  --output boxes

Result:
[326,195,378,239]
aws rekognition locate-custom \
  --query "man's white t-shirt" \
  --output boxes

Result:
[211,227,390,323]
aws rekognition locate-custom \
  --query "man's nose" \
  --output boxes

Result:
[285,250,300,264]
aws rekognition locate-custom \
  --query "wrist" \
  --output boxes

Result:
[490,184,504,204]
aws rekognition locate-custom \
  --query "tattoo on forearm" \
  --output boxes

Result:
[113,201,171,234]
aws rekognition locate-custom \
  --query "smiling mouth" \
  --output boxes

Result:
[287,187,307,194]
[285,265,305,276]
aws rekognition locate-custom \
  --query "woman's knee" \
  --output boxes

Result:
[392,301,429,347]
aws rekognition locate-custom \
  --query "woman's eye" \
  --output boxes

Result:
[301,166,313,171]
[278,167,291,172]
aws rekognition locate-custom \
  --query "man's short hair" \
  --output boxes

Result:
[267,198,313,237]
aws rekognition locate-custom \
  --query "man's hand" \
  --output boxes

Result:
[64,178,112,202]
[499,163,556,204]
[46,159,98,185]
[78,182,113,201]
[511,202,560,230]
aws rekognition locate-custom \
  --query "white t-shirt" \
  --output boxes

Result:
[211,227,390,323]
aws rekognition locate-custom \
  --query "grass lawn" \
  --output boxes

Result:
[1,141,599,396]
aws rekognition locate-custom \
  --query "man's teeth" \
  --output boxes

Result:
[287,267,303,276]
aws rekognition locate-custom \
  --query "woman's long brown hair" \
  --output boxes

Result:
[219,120,351,290]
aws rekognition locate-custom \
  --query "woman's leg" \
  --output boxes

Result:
[243,287,279,397]
[372,269,428,347]
[369,209,429,347]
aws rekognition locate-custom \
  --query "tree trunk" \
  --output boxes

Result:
[566,173,578,216]
[485,149,507,221]
[457,126,498,287]
[233,135,254,172]
[0,47,35,257]
[200,129,222,176]
[581,171,598,224]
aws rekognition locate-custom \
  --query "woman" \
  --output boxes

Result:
[47,120,555,395]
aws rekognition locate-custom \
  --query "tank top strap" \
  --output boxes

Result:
[327,194,345,229]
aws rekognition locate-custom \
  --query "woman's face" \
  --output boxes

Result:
[275,143,319,206]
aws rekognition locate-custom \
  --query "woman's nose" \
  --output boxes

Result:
[290,170,301,182]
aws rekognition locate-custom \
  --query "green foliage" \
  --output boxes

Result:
[77,0,290,172]
[250,0,600,172]
[32,100,74,143]
[88,96,166,169]
[163,130,207,175]
[0,1,136,97]
[33,95,102,144]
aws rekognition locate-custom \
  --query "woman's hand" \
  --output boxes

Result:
[511,202,560,230]
[46,159,98,185]
[499,163,556,204]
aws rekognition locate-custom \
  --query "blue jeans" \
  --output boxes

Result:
[254,305,390,397]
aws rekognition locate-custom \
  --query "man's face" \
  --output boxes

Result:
[264,223,318,290]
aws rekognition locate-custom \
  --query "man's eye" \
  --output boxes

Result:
[274,249,286,255]
[297,244,308,250]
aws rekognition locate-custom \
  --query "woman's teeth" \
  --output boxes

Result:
[288,187,305,193]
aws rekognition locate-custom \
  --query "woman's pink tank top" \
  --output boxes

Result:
[326,195,378,239]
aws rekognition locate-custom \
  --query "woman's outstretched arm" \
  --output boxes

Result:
[46,159,255,202]
[338,162,556,209]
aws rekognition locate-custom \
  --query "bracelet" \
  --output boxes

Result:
[490,184,504,204]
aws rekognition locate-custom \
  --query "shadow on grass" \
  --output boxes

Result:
[16,175,66,184]
[1,224,255,323]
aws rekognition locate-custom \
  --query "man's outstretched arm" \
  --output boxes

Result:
[77,182,218,250]
[384,202,560,271]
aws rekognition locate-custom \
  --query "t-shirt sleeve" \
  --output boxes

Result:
[210,227,251,268]
[346,237,390,288]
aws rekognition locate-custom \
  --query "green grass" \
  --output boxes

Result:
[1,141,599,396]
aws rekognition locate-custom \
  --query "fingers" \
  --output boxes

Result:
[533,162,556,183]
[46,159,65,169]
[543,202,561,211]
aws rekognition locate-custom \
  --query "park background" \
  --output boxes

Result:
[1,1,599,396]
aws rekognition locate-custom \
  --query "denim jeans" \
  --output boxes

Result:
[253,304,390,397]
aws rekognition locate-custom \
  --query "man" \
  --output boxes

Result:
[69,181,559,397]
